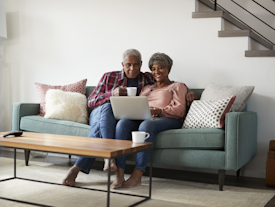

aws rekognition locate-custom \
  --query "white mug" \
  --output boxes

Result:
[127,87,137,96]
[132,131,150,143]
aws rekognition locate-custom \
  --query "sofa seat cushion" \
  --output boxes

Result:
[20,115,91,137]
[155,128,225,150]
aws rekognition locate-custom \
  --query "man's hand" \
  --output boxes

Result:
[113,86,127,96]
[186,89,197,106]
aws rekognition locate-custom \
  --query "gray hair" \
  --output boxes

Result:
[122,49,142,62]
[148,53,173,70]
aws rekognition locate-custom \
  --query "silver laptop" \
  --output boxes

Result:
[110,96,151,120]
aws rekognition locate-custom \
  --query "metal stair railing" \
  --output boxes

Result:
[252,0,275,17]
[232,0,275,30]
[211,0,275,46]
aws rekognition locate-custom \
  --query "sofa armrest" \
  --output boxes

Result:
[12,103,40,131]
[224,111,257,171]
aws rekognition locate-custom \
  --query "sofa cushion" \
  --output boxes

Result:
[155,128,225,150]
[20,115,91,137]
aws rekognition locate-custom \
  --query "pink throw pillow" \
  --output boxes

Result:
[35,79,87,116]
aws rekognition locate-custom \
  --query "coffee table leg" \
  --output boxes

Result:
[14,149,16,178]
[107,158,111,207]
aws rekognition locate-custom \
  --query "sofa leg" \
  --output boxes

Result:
[24,150,30,166]
[68,155,71,159]
[236,169,241,177]
[218,169,225,191]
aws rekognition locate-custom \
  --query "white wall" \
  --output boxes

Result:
[0,0,274,178]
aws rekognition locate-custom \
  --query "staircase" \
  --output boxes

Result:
[192,0,275,57]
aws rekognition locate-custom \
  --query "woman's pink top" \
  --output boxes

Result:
[139,82,187,120]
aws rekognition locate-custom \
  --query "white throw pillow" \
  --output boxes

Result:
[200,83,254,112]
[182,96,236,129]
[44,89,88,124]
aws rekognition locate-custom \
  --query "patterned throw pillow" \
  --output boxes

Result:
[35,79,87,116]
[182,96,236,129]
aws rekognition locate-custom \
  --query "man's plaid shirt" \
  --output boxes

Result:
[88,69,155,108]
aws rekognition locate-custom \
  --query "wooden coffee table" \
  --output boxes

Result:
[0,132,154,207]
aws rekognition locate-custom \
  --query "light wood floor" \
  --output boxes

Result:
[1,149,274,207]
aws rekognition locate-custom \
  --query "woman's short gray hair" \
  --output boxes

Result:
[122,49,142,62]
[148,53,173,70]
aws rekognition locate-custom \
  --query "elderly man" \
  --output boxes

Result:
[62,49,196,186]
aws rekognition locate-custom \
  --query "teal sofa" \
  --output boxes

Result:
[11,86,257,190]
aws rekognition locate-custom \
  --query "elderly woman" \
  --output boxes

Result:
[111,53,187,189]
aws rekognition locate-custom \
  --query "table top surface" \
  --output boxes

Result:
[0,132,153,158]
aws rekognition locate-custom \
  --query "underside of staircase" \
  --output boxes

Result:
[193,0,275,57]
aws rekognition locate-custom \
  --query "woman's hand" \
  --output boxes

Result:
[150,107,162,117]
[186,89,197,106]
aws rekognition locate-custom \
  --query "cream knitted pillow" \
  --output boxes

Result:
[44,89,88,124]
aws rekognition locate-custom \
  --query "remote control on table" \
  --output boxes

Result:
[3,131,23,137]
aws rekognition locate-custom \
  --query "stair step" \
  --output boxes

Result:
[245,50,275,57]
[192,11,223,18]
[219,30,250,37]
[197,0,274,51]
[250,32,273,50]
[219,30,273,50]
[222,12,273,49]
